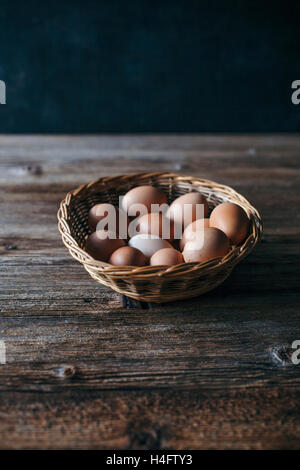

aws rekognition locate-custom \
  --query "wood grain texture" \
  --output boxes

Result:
[0,389,299,450]
[0,134,299,449]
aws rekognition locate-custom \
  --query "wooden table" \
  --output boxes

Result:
[0,135,299,450]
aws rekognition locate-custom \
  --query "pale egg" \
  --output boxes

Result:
[128,234,172,259]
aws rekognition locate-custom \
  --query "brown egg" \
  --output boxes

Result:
[122,185,167,216]
[183,227,230,263]
[150,248,184,266]
[85,230,125,262]
[180,218,210,251]
[109,246,147,266]
[128,234,172,258]
[166,192,209,229]
[210,202,249,245]
[137,213,174,242]
[88,203,129,236]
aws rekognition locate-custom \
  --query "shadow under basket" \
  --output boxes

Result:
[57,172,262,303]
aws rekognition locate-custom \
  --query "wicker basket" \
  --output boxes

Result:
[57,172,262,303]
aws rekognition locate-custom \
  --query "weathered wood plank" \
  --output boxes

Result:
[0,301,298,391]
[1,134,300,187]
[0,389,299,450]
[0,135,299,389]
[0,135,299,449]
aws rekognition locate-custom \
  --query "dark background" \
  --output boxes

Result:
[0,0,300,133]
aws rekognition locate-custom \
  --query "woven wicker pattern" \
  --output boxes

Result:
[57,172,262,303]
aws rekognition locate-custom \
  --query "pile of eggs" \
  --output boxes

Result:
[85,185,250,267]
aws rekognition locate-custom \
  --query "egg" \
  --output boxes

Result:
[150,248,184,266]
[180,218,210,251]
[109,246,147,266]
[88,203,129,236]
[85,230,125,262]
[210,202,249,245]
[128,234,172,258]
[137,213,174,242]
[166,192,209,229]
[122,185,167,216]
[183,227,230,263]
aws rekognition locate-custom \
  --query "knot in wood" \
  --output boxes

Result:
[270,344,295,367]
[128,429,161,450]
[26,164,43,176]
[56,364,76,379]
[5,244,17,250]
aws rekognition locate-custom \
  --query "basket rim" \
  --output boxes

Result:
[57,172,262,278]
